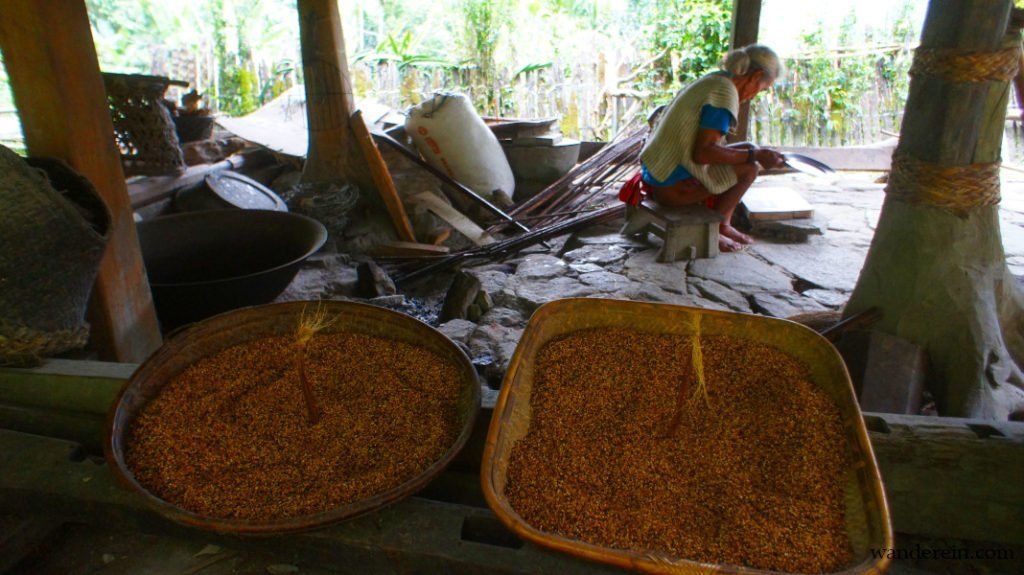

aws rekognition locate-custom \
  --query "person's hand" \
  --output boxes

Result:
[754,148,786,169]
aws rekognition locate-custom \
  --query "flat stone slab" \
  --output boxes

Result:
[562,230,649,251]
[751,240,864,292]
[803,288,849,309]
[479,306,525,328]
[501,275,596,312]
[688,252,793,293]
[750,216,828,243]
[437,319,477,344]
[578,271,635,294]
[689,278,752,313]
[1001,219,1024,258]
[562,244,629,266]
[816,203,873,233]
[621,249,687,294]
[748,290,828,318]
[514,254,567,280]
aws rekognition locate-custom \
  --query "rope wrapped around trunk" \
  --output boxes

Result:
[910,45,1021,83]
[887,44,1021,216]
[885,153,1002,217]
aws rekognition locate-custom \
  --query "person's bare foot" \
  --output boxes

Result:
[720,224,754,245]
[719,235,746,253]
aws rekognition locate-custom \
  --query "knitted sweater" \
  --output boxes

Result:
[639,73,740,195]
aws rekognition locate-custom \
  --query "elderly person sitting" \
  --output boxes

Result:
[621,44,786,252]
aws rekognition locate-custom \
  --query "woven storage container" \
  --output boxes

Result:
[103,73,186,176]
[482,298,892,575]
[0,145,111,366]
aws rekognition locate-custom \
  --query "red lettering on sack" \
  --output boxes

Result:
[425,137,440,154]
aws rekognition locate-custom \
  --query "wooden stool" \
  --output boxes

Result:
[620,199,723,262]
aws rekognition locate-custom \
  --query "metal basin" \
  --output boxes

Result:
[136,210,327,329]
[106,301,481,534]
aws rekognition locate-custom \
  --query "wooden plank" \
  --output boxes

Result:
[0,0,162,362]
[0,429,622,575]
[742,187,814,220]
[351,110,417,242]
[0,516,64,573]
[371,241,450,258]
[0,359,132,414]
[413,192,496,246]
[777,143,896,171]
[867,414,1024,544]
[728,0,762,143]
[3,360,1024,545]
[127,154,256,209]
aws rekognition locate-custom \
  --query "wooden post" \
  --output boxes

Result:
[0,0,162,362]
[728,0,762,143]
[297,0,373,192]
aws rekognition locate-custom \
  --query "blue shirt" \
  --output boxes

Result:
[641,104,733,186]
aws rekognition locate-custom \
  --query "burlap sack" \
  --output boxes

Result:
[0,144,111,366]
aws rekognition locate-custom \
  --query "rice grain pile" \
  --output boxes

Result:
[126,332,464,520]
[505,328,852,574]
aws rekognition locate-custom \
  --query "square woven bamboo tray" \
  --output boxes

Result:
[481,298,892,575]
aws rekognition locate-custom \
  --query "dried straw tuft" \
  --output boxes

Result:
[294,302,339,425]
[689,314,709,408]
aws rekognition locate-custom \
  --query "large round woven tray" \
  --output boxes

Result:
[107,300,481,534]
[481,298,892,575]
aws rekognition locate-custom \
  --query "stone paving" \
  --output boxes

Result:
[281,171,1024,390]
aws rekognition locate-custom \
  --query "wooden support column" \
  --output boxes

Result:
[296,0,416,244]
[728,0,762,143]
[297,0,373,192]
[0,0,161,362]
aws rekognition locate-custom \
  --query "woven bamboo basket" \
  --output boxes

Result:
[103,73,186,176]
[107,301,481,534]
[481,298,892,575]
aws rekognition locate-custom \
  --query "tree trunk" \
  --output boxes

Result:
[296,0,373,192]
[845,0,1024,419]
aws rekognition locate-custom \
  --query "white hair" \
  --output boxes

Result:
[720,44,784,82]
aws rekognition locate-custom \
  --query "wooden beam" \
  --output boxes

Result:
[728,0,763,143]
[3,360,1024,545]
[0,0,161,362]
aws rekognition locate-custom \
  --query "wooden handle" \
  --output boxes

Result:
[819,307,883,342]
[350,110,416,242]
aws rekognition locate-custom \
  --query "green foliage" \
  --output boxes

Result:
[457,0,512,114]
[355,31,453,70]
[85,0,299,116]
[750,4,916,146]
[75,0,924,145]
[631,0,732,99]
